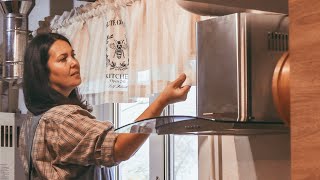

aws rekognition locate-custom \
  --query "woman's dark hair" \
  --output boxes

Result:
[23,33,91,115]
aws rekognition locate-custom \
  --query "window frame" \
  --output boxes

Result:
[108,89,197,180]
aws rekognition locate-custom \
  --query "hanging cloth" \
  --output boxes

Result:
[50,2,131,105]
[48,0,202,103]
[123,0,201,100]
[78,5,130,104]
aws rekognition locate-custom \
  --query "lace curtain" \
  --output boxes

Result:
[47,0,201,105]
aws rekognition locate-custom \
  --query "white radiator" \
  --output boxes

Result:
[0,112,25,180]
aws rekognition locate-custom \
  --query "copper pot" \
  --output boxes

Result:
[272,52,290,125]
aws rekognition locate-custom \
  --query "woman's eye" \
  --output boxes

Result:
[59,57,67,62]
[72,54,76,58]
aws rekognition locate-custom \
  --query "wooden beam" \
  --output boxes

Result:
[289,0,320,179]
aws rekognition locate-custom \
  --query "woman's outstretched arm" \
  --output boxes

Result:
[113,73,191,162]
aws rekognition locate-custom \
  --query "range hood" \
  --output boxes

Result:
[176,0,288,16]
[116,12,290,136]
[115,116,288,135]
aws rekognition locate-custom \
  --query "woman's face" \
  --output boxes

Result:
[47,40,81,97]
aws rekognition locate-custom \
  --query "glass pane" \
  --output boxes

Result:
[173,86,198,180]
[119,98,150,180]
[115,115,214,134]
[91,103,113,122]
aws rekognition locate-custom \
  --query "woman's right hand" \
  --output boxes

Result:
[135,73,191,122]
[158,73,191,106]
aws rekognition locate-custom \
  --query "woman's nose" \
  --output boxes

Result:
[70,57,79,67]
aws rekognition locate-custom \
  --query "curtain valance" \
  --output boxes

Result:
[42,0,201,105]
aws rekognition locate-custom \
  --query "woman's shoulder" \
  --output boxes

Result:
[47,104,83,113]
[42,104,94,121]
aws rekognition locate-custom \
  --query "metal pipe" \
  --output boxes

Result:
[0,0,35,80]
[0,0,35,113]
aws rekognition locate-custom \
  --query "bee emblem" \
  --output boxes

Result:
[109,40,128,59]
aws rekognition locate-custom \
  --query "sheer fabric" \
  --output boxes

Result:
[124,0,200,99]
[50,1,130,104]
[47,0,201,104]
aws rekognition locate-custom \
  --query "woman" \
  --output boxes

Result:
[19,33,191,179]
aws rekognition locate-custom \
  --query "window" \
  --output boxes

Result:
[172,86,198,180]
[113,87,198,180]
[118,98,150,180]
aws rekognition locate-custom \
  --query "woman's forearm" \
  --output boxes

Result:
[113,133,149,162]
[113,74,190,162]
[114,95,167,162]
[136,94,167,121]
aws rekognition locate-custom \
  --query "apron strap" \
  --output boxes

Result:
[26,114,43,180]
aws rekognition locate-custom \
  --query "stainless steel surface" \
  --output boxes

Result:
[197,13,289,123]
[247,13,288,121]
[176,0,246,16]
[0,0,34,15]
[0,0,35,79]
[115,116,289,135]
[197,13,244,121]
[177,0,288,15]
[8,80,19,112]
[0,80,21,113]
[268,32,289,51]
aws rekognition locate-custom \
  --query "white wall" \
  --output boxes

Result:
[0,0,89,38]
[199,134,290,180]
[29,0,50,31]
[29,0,88,31]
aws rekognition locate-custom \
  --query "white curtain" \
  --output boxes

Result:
[50,1,130,104]
[47,0,201,105]
[124,0,200,99]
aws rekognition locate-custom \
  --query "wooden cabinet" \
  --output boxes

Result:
[289,0,320,179]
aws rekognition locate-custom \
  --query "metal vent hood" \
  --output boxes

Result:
[176,0,288,16]
[115,116,288,135]
[116,12,290,136]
